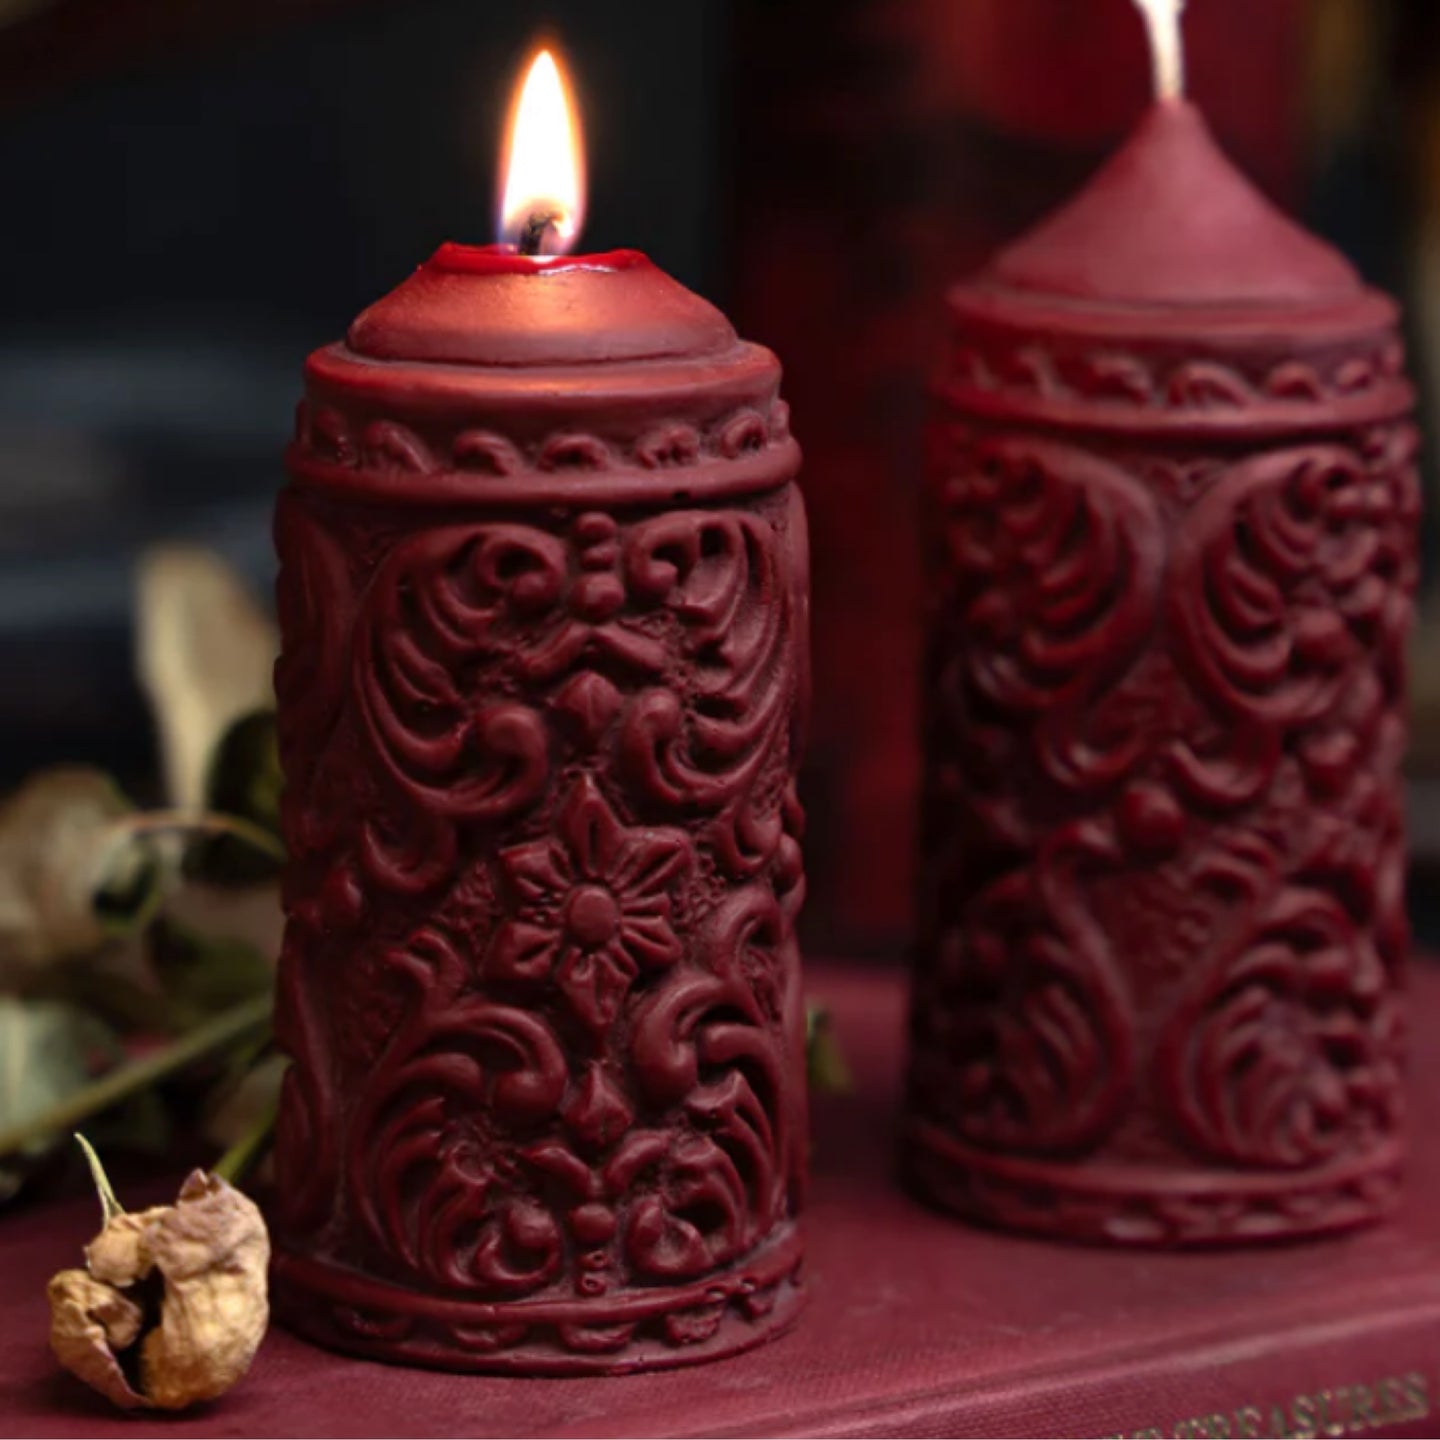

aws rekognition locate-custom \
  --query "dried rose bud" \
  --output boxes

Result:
[48,1143,269,1411]
[48,1270,146,1410]
[136,1170,270,1409]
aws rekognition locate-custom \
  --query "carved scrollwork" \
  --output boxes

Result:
[273,496,352,769]
[945,336,1407,415]
[275,463,808,1363]
[271,926,339,1237]
[913,398,1416,1243]
[1169,445,1416,730]
[354,524,559,821]
[1165,877,1402,1170]
[620,512,793,846]
[291,400,793,479]
[350,929,569,1292]
[932,434,1162,802]
[914,821,1133,1156]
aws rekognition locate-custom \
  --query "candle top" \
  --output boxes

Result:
[347,244,738,368]
[984,101,1364,311]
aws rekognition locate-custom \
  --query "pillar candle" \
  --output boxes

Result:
[904,0,1420,1246]
[269,51,809,1371]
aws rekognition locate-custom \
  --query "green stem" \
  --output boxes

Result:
[212,1093,279,1186]
[110,811,286,865]
[0,994,273,1160]
[73,1133,125,1223]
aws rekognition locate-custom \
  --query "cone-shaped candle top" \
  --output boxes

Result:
[940,0,1408,438]
[987,101,1362,309]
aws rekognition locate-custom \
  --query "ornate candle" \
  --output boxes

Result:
[270,50,809,1371]
[905,0,1420,1247]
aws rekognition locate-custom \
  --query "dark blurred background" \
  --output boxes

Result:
[0,0,1437,955]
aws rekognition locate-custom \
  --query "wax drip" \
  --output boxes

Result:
[1132,0,1188,101]
[518,208,563,257]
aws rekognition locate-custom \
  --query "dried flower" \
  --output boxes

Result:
[48,1138,269,1410]
[47,1269,146,1409]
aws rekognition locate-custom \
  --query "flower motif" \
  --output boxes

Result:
[489,776,692,1032]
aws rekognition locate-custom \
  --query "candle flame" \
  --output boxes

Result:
[499,47,586,255]
[1132,0,1187,101]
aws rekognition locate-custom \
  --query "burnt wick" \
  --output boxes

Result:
[518,209,563,257]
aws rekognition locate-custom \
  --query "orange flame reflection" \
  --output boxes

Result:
[499,47,586,255]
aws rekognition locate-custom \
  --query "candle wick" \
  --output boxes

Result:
[1134,0,1187,102]
[518,208,562,257]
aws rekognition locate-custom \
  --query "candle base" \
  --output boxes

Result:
[271,1227,803,1374]
[903,1125,1403,1248]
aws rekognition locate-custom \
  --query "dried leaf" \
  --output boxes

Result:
[806,1006,852,1096]
[47,1269,146,1409]
[149,920,273,1034]
[0,1000,118,1202]
[0,768,165,988]
[204,1051,285,1161]
[136,546,278,814]
[206,711,281,832]
[48,1150,269,1411]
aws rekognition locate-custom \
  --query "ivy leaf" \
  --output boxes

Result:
[190,711,283,884]
[135,546,277,815]
[148,921,273,1035]
[0,768,166,991]
[205,1051,285,1182]
[806,1005,852,1096]
[0,999,119,1202]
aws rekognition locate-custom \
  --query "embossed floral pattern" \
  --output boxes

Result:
[910,405,1417,1245]
[272,476,810,1369]
[488,776,693,1033]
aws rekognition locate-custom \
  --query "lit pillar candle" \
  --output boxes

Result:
[905,0,1419,1246]
[270,48,809,1371]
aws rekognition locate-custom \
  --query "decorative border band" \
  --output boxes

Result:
[904,1122,1403,1248]
[287,401,800,505]
[273,1226,804,1375]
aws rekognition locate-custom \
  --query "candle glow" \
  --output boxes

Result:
[499,47,586,255]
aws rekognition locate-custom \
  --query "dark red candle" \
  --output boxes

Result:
[270,52,809,1371]
[905,5,1420,1247]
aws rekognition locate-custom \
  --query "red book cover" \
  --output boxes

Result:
[5,961,1440,1437]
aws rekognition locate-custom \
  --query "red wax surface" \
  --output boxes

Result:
[988,102,1358,308]
[8,962,1440,1438]
[273,245,809,1372]
[909,102,1420,1246]
[348,246,738,367]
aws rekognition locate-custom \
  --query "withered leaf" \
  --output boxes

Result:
[0,1000,118,1203]
[49,1156,269,1411]
[195,710,283,884]
[203,1050,286,1161]
[0,768,164,988]
[135,546,278,815]
[149,919,273,1034]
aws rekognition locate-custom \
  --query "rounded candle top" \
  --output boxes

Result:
[347,244,739,368]
[985,101,1361,310]
[290,243,795,507]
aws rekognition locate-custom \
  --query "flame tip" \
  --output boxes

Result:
[499,40,585,255]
